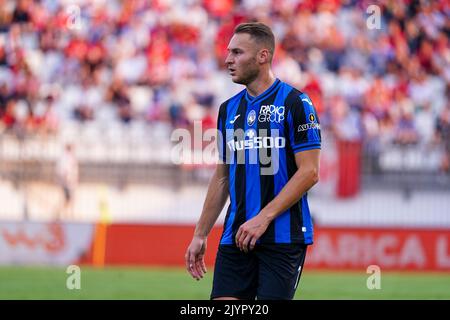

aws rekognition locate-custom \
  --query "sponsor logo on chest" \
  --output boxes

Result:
[258,105,285,123]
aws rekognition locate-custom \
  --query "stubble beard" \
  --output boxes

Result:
[232,59,260,86]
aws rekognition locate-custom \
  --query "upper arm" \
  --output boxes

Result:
[217,102,227,163]
[216,104,229,183]
[294,149,320,173]
[216,162,229,181]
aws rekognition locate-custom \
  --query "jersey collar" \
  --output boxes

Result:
[245,78,281,105]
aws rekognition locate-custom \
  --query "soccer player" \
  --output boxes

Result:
[185,22,321,300]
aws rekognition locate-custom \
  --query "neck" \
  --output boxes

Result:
[246,70,276,97]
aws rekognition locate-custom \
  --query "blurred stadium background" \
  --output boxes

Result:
[0,0,449,299]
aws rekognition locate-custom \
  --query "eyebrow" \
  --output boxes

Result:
[227,47,244,52]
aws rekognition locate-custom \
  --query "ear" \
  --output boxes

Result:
[257,48,271,64]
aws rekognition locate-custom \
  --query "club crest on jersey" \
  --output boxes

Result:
[247,110,256,126]
[259,105,285,123]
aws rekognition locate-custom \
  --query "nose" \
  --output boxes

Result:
[225,52,233,66]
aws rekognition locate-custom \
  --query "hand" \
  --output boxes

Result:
[235,213,270,253]
[185,235,207,280]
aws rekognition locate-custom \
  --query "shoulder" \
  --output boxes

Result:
[222,89,246,106]
[278,81,316,111]
[278,82,307,111]
[218,89,246,114]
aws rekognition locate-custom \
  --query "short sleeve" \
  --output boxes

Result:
[287,93,321,153]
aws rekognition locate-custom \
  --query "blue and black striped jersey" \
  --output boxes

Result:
[217,79,321,245]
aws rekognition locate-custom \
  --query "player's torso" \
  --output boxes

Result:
[219,80,316,245]
[222,80,293,168]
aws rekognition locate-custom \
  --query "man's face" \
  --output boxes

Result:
[225,33,261,85]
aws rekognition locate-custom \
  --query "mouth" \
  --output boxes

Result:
[228,67,236,75]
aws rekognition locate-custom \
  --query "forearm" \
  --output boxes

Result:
[194,165,229,238]
[260,166,319,223]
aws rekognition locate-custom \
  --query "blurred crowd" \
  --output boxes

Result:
[0,0,449,171]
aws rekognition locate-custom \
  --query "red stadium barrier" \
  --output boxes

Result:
[307,227,450,271]
[83,224,449,272]
[92,224,223,267]
[1,222,449,271]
